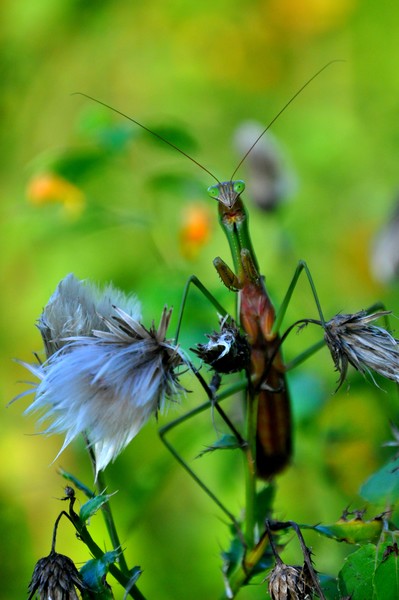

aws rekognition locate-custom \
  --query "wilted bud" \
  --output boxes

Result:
[28,551,85,599]
[192,316,250,374]
[268,560,314,600]
[323,310,399,389]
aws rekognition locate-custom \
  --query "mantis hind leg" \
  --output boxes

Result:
[174,274,229,342]
[159,371,248,535]
[272,260,393,372]
[161,274,248,530]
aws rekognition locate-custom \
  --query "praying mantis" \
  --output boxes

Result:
[75,63,337,592]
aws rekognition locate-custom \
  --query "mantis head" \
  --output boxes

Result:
[207,180,246,209]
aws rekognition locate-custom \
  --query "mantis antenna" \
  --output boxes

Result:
[73,60,343,184]
[72,92,221,183]
[230,60,344,180]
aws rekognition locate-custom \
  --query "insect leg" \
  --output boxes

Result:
[174,274,228,342]
[158,373,248,534]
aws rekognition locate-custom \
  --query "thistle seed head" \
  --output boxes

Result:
[28,551,85,600]
[268,561,314,600]
[323,310,399,389]
[18,275,185,475]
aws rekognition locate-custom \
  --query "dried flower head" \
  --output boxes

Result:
[323,310,399,389]
[192,316,250,374]
[28,551,85,600]
[19,275,184,474]
[268,560,314,600]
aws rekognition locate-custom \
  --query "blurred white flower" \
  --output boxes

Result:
[233,121,296,212]
[19,275,184,475]
[371,195,399,283]
[322,310,399,388]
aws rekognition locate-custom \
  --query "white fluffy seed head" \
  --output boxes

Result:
[21,275,184,476]
[37,273,142,357]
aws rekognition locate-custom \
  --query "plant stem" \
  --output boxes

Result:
[84,437,145,597]
[95,467,130,575]
[221,530,270,599]
[244,384,258,548]
[69,508,146,599]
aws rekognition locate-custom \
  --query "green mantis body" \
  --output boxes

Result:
[208,180,291,478]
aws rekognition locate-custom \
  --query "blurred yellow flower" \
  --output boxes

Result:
[27,173,86,218]
[269,0,356,36]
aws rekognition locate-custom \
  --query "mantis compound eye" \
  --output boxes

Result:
[207,185,221,200]
[233,180,245,195]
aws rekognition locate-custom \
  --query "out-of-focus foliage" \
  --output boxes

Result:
[2,1,399,599]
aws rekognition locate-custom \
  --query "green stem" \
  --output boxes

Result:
[244,380,258,548]
[221,530,270,599]
[69,508,146,599]
[84,438,144,597]
[95,468,130,576]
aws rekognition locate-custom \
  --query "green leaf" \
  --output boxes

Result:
[80,551,119,597]
[221,535,246,579]
[123,567,142,596]
[143,123,198,153]
[147,172,203,196]
[320,575,341,600]
[310,517,384,544]
[80,493,115,522]
[374,542,399,600]
[197,434,242,457]
[360,457,399,504]
[254,484,275,525]
[338,544,376,599]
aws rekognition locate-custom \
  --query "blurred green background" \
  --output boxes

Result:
[2,1,399,598]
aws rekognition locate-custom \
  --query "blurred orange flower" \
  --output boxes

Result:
[27,173,86,218]
[179,203,212,259]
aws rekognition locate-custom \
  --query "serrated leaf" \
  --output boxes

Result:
[360,457,399,504]
[374,542,399,600]
[80,551,119,597]
[80,493,115,522]
[197,434,242,457]
[311,517,384,544]
[338,544,376,599]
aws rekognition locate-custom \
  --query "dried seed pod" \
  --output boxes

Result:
[192,316,250,374]
[28,551,85,600]
[268,560,314,600]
